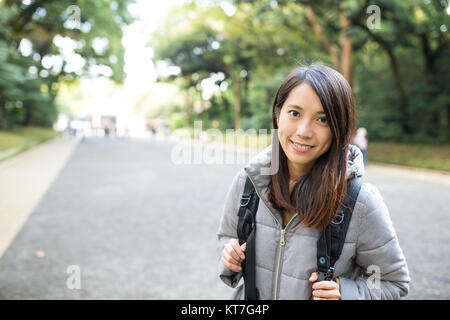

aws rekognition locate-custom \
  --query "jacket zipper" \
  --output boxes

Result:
[273,215,297,300]
[244,172,298,299]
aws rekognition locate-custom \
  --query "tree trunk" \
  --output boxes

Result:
[185,87,193,126]
[353,21,411,134]
[23,106,34,126]
[305,6,353,85]
[447,104,450,141]
[386,48,411,135]
[304,6,340,69]
[420,33,443,139]
[0,97,5,129]
[339,9,352,86]
[229,68,242,130]
[9,0,51,36]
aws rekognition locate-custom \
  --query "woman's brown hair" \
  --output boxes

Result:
[268,63,356,230]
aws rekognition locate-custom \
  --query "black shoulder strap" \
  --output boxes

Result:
[237,176,260,300]
[316,177,362,282]
[238,175,362,296]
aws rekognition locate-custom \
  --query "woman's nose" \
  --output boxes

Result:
[295,120,313,139]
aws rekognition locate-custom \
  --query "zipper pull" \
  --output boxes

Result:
[280,229,286,246]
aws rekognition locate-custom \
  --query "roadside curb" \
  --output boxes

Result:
[0,133,62,166]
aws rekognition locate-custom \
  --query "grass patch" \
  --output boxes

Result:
[367,142,450,172]
[0,126,61,162]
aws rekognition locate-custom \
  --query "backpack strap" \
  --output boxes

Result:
[237,175,362,297]
[316,177,362,282]
[237,176,260,300]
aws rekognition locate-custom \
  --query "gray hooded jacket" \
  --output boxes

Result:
[217,144,410,300]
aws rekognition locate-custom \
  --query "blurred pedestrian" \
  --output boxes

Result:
[353,127,368,165]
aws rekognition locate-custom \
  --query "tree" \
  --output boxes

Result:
[0,0,136,128]
[151,1,312,130]
[151,0,449,142]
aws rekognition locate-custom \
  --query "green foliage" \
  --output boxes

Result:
[170,114,188,131]
[0,0,136,129]
[368,142,450,171]
[151,0,449,143]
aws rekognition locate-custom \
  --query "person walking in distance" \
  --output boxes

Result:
[353,127,369,165]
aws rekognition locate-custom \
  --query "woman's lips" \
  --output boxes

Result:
[290,140,314,152]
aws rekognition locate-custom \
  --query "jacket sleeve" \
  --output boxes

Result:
[216,169,247,288]
[339,183,411,300]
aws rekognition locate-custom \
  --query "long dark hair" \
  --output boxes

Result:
[268,63,356,230]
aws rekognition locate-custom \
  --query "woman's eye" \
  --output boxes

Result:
[288,110,299,117]
[318,117,327,123]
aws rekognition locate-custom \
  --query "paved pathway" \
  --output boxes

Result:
[0,136,448,299]
[0,135,80,258]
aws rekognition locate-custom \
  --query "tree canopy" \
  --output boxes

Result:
[0,0,136,128]
[151,0,449,143]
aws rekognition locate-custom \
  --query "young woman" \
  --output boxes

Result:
[217,63,410,300]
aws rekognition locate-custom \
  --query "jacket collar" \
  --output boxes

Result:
[244,144,365,197]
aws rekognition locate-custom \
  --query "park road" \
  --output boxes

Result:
[0,135,448,299]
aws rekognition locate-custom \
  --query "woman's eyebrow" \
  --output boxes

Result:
[287,104,325,115]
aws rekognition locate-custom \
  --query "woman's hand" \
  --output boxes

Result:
[309,272,341,300]
[221,239,246,273]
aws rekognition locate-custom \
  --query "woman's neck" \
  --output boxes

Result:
[287,160,312,182]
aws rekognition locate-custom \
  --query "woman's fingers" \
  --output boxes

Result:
[230,239,246,260]
[309,272,341,300]
[312,287,341,300]
[225,239,245,262]
[221,239,247,272]
[221,256,242,272]
[224,243,241,263]
[309,272,318,283]
[312,279,339,291]
[223,248,241,266]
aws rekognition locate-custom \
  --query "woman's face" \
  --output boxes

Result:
[277,82,333,178]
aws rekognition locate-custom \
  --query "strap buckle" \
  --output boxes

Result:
[317,267,335,282]
[240,194,251,207]
[331,210,345,225]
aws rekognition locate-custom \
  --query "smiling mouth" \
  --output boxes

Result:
[290,140,314,151]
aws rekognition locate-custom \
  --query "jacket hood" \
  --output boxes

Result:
[244,144,365,194]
